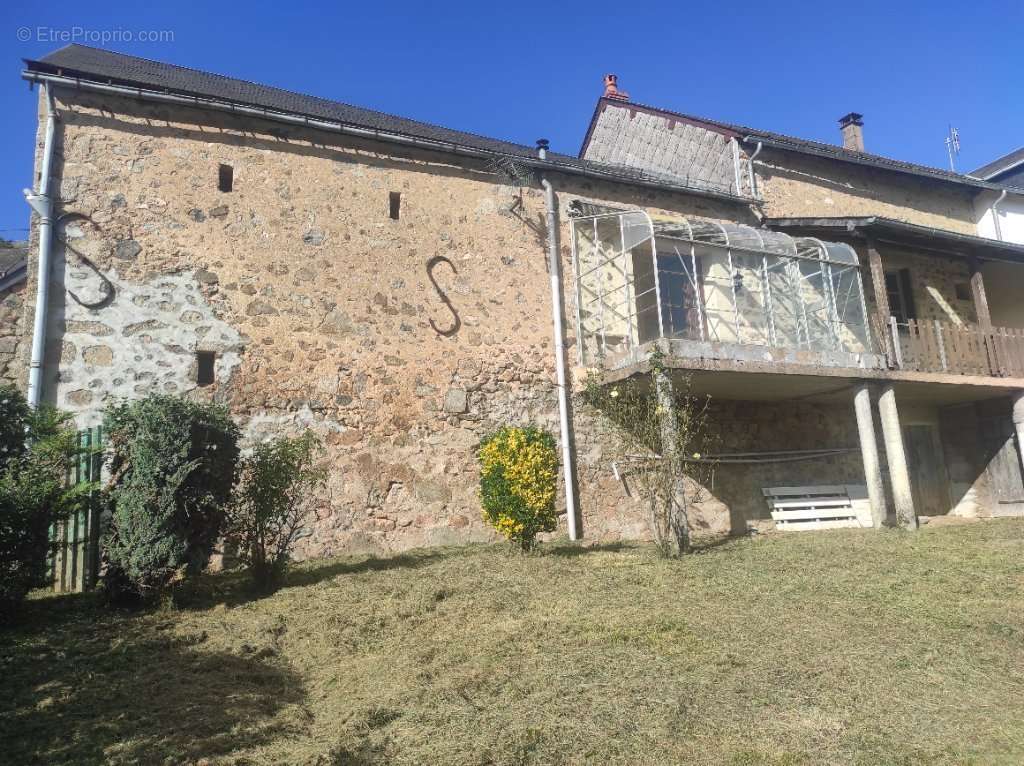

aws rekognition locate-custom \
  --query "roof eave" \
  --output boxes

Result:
[764,215,1024,264]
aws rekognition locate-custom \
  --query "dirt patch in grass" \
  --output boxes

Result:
[3,520,1024,765]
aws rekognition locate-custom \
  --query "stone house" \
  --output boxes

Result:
[12,45,1024,556]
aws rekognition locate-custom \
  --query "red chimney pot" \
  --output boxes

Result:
[603,74,629,101]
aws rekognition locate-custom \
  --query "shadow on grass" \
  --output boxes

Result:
[542,541,636,558]
[544,534,748,558]
[0,594,306,765]
[285,548,452,588]
[175,547,457,611]
[691,533,750,554]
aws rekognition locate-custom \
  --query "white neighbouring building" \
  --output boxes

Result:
[972,147,1024,245]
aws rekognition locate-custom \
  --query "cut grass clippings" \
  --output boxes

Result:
[2,519,1023,765]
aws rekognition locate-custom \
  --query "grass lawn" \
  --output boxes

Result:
[2,519,1023,765]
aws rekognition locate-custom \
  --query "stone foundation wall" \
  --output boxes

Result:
[575,396,866,539]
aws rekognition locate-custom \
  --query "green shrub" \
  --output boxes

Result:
[224,431,326,591]
[0,394,83,618]
[0,383,30,468]
[478,426,558,551]
[102,395,240,598]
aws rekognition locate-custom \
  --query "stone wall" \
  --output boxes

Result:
[755,148,978,234]
[0,280,26,388]
[857,244,977,326]
[574,396,867,539]
[22,87,750,556]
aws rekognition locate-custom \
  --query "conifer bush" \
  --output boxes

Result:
[102,395,239,598]
[0,383,30,465]
[478,426,558,551]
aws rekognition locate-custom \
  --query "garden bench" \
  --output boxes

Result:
[762,485,871,531]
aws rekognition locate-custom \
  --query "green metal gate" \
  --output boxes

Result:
[50,426,104,593]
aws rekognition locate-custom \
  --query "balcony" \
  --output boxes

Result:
[570,209,881,373]
[569,208,1024,385]
[878,316,1024,379]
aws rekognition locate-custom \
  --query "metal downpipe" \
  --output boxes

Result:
[747,141,763,198]
[538,140,580,541]
[25,84,58,408]
[991,189,1008,241]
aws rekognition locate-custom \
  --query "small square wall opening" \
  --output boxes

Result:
[197,351,216,387]
[955,283,971,301]
[389,191,401,220]
[218,164,233,193]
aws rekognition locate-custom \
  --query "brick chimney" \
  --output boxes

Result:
[839,112,864,152]
[603,74,629,101]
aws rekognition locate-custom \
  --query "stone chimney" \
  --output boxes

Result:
[603,74,629,101]
[839,112,864,152]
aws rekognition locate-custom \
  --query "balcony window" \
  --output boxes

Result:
[885,269,917,327]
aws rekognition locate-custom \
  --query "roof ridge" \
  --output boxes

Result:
[970,145,1024,179]
[594,96,982,186]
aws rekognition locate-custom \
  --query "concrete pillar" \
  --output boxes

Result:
[877,385,918,530]
[853,384,888,528]
[1011,391,1024,477]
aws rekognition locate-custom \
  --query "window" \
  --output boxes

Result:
[389,191,401,220]
[631,249,706,343]
[218,164,233,193]
[657,253,704,340]
[196,351,216,387]
[884,269,916,326]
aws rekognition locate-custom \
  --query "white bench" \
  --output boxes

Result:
[762,485,872,531]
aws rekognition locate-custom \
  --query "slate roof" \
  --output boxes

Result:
[0,242,27,292]
[21,46,754,203]
[582,98,1006,193]
[25,45,553,161]
[970,147,1024,182]
[0,243,27,274]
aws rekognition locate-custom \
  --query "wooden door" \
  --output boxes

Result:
[903,424,951,516]
[979,414,1024,516]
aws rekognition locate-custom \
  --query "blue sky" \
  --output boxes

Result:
[2,0,1021,238]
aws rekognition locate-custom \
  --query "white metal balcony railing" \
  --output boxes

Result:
[570,210,875,369]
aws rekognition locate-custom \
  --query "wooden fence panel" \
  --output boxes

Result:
[894,319,1024,378]
[50,426,104,593]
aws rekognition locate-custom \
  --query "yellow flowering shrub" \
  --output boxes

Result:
[478,426,558,551]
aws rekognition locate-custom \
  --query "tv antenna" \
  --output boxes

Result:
[945,126,960,172]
